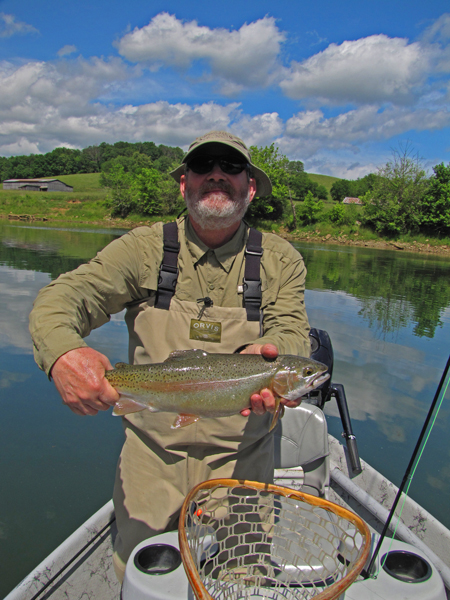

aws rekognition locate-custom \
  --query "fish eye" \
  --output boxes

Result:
[303,367,313,377]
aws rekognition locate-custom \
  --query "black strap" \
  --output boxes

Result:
[154,222,180,309]
[243,228,263,322]
[155,223,263,322]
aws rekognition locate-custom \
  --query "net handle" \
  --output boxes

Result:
[178,478,371,600]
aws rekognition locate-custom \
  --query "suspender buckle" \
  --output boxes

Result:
[158,267,178,290]
[245,246,263,257]
[242,279,262,301]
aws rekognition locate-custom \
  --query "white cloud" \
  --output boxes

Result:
[231,112,284,147]
[115,13,285,94]
[421,12,450,45]
[0,57,130,114]
[1,12,449,176]
[280,105,450,159]
[1,52,448,177]
[0,12,39,38]
[57,44,77,57]
[280,35,432,105]
[0,267,44,352]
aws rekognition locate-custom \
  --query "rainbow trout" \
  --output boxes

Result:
[106,349,329,430]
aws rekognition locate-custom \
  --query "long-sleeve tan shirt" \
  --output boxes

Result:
[29,218,310,374]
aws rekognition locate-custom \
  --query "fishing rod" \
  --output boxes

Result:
[365,353,450,577]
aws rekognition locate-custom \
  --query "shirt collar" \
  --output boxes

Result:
[184,217,247,273]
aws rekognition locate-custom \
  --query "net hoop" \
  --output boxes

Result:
[179,478,371,600]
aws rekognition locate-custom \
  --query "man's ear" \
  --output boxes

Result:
[179,174,186,199]
[248,178,257,203]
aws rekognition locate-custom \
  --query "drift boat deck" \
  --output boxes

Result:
[6,412,450,600]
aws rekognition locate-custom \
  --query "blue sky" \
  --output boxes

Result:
[0,0,449,177]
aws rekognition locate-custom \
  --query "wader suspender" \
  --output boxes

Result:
[154,222,180,310]
[155,222,263,322]
[243,228,263,322]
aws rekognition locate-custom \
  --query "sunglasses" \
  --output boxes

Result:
[186,155,249,176]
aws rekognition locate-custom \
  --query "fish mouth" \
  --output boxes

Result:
[308,372,330,389]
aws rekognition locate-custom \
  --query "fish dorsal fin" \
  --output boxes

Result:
[165,350,209,362]
[112,398,147,416]
[114,362,129,369]
[171,413,201,429]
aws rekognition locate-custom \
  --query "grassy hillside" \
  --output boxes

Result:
[306,172,341,200]
[57,172,103,192]
[0,173,109,222]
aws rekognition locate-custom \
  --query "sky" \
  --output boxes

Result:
[0,0,449,178]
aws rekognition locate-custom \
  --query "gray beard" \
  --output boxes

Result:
[185,189,251,230]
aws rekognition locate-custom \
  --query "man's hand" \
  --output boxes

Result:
[239,343,304,417]
[239,343,279,417]
[51,347,120,416]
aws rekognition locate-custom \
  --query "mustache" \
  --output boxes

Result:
[199,181,234,196]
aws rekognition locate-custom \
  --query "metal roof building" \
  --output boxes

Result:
[342,197,363,204]
[2,179,73,192]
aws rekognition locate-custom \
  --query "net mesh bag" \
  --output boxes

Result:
[179,479,370,600]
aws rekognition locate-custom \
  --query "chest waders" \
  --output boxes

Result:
[113,222,275,579]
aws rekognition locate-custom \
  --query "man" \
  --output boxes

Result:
[29,130,310,580]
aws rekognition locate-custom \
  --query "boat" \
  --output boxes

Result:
[5,331,450,600]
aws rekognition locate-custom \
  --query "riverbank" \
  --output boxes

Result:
[3,212,450,257]
[281,229,450,257]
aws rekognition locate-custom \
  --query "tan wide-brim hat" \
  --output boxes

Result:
[170,130,272,198]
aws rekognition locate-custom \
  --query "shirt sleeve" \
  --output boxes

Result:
[251,235,311,356]
[29,225,163,375]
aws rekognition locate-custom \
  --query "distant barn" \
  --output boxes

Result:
[2,178,73,192]
[342,197,362,204]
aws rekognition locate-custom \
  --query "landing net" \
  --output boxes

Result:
[179,479,370,600]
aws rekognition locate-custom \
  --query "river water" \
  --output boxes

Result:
[1,221,449,597]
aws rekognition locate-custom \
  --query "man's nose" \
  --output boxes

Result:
[207,161,226,179]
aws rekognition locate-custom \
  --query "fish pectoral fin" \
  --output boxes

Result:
[269,398,284,432]
[171,413,201,429]
[165,349,209,362]
[272,372,290,398]
[112,398,147,416]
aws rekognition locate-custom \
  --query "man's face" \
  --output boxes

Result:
[180,153,257,230]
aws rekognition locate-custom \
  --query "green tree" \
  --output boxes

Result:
[298,191,323,224]
[419,163,450,235]
[246,144,289,220]
[354,173,376,197]
[102,164,136,217]
[330,179,352,203]
[286,160,304,174]
[132,168,162,215]
[289,171,325,202]
[327,203,358,226]
[158,176,184,215]
[362,146,429,235]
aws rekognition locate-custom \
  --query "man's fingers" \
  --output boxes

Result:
[250,394,265,415]
[260,344,278,359]
[249,389,276,415]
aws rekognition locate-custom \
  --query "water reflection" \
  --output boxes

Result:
[297,242,450,339]
[0,221,129,598]
[295,242,450,535]
[0,221,125,278]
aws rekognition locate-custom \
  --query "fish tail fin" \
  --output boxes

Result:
[269,399,284,432]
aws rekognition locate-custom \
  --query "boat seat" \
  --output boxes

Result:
[273,403,330,498]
